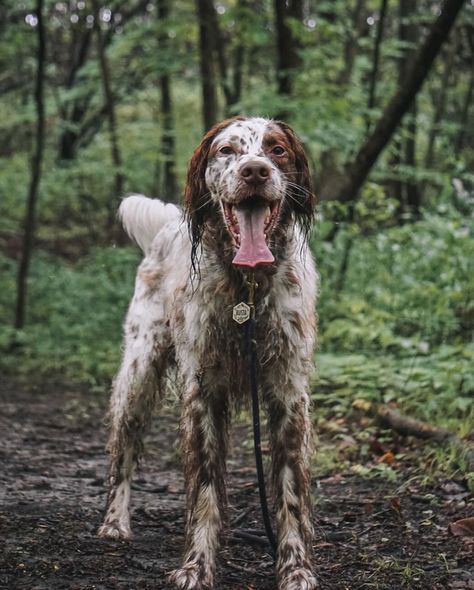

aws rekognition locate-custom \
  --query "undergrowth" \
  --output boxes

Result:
[0,247,139,385]
[0,206,473,443]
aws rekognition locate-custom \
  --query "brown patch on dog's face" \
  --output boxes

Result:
[271,120,316,225]
[262,123,300,180]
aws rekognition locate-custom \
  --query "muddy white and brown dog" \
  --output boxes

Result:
[98,117,319,590]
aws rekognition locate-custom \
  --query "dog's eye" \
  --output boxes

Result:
[219,146,235,155]
[271,145,285,156]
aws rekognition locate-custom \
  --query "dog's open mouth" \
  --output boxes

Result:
[223,197,280,268]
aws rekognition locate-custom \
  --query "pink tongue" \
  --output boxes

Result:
[232,204,274,268]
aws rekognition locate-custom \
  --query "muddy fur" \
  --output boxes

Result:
[98,117,319,590]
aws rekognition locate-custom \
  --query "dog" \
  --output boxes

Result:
[98,116,318,590]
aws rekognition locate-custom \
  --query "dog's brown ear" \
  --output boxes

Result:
[275,121,316,229]
[184,117,245,270]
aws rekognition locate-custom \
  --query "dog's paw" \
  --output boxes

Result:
[97,520,132,540]
[168,564,213,590]
[278,567,319,590]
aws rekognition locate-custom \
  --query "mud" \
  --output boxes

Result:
[0,379,472,589]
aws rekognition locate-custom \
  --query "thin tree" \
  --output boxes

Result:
[323,0,466,204]
[339,0,368,86]
[397,0,420,218]
[229,0,250,109]
[274,0,303,119]
[157,0,177,199]
[92,0,124,231]
[454,64,474,155]
[197,0,219,130]
[212,0,250,115]
[321,0,368,202]
[58,25,94,160]
[424,41,457,171]
[366,0,389,133]
[15,0,46,329]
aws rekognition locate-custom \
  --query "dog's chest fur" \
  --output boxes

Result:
[134,227,316,402]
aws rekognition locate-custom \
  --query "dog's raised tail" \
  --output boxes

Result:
[119,194,181,254]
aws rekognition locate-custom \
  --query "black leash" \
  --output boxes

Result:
[233,274,277,557]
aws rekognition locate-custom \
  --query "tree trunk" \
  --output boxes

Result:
[92,0,124,232]
[454,65,474,156]
[404,104,420,216]
[197,0,219,131]
[215,0,249,114]
[231,41,244,107]
[320,0,368,204]
[157,0,177,200]
[366,0,389,133]
[400,0,420,218]
[230,0,250,108]
[15,0,46,329]
[424,41,456,170]
[59,98,93,160]
[391,0,417,219]
[210,5,232,112]
[274,0,303,118]
[339,0,368,86]
[323,0,466,203]
[58,28,93,160]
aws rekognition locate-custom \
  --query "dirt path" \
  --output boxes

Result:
[0,379,472,590]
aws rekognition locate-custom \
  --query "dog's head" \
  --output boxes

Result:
[184,117,315,271]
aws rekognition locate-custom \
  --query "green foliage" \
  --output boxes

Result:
[314,346,474,429]
[0,247,139,385]
[315,206,474,353]
[310,203,474,434]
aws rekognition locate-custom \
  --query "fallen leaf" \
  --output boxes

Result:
[390,496,402,513]
[321,473,345,484]
[449,517,474,538]
[378,451,395,464]
[352,399,372,412]
[364,502,374,515]
[321,419,347,434]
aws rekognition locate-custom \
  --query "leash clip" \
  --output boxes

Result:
[232,273,257,324]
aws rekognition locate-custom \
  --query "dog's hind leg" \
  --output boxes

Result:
[169,383,229,590]
[98,275,169,540]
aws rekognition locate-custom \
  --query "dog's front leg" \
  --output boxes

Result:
[169,385,228,590]
[268,391,318,590]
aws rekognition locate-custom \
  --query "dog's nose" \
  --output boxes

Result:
[240,161,271,185]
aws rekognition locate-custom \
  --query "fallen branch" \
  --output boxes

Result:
[375,405,474,473]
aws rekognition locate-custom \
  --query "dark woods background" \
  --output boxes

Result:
[0,0,473,454]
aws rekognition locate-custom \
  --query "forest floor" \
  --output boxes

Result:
[0,377,472,590]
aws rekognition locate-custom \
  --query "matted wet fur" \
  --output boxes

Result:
[98,117,319,590]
